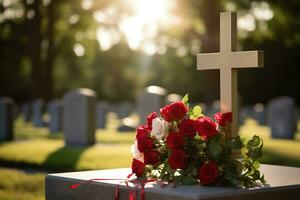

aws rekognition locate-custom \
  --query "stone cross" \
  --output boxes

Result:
[197,12,264,139]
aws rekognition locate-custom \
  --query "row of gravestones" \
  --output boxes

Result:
[0,86,182,146]
[1,89,299,144]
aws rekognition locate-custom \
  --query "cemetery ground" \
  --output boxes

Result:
[0,116,300,200]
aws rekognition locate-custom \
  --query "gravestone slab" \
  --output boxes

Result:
[137,86,167,124]
[48,100,63,133]
[0,97,14,141]
[252,103,266,125]
[206,100,220,119]
[96,101,110,129]
[166,93,182,104]
[267,96,297,139]
[113,102,134,119]
[63,88,97,147]
[21,103,32,122]
[33,99,45,127]
[46,164,300,200]
[118,117,137,132]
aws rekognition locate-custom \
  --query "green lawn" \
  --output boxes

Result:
[0,117,300,200]
[0,168,44,200]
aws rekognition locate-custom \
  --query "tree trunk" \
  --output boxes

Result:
[44,1,57,101]
[25,0,43,100]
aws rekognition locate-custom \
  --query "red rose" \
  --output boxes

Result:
[195,116,218,139]
[178,119,196,138]
[136,125,151,140]
[146,112,158,130]
[214,112,232,126]
[198,161,219,185]
[166,132,185,150]
[168,149,187,169]
[136,125,154,152]
[160,101,188,122]
[132,159,146,177]
[144,150,160,165]
[137,137,154,153]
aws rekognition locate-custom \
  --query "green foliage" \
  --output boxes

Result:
[181,94,189,106]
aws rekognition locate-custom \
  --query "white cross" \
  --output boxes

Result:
[197,12,264,139]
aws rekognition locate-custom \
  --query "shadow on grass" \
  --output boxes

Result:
[260,148,300,167]
[43,146,86,172]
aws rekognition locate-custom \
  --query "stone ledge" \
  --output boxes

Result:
[45,164,300,200]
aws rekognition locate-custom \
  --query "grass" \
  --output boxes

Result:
[0,117,300,200]
[0,168,44,200]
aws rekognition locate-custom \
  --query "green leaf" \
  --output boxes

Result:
[192,106,203,118]
[228,136,243,150]
[182,94,189,105]
[209,142,223,159]
[181,176,196,185]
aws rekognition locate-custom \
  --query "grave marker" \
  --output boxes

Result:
[63,88,97,147]
[96,101,110,129]
[48,100,63,133]
[137,86,167,124]
[32,99,45,127]
[197,12,264,139]
[267,96,297,139]
[0,97,14,141]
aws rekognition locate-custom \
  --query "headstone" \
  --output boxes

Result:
[96,101,110,129]
[48,100,63,133]
[239,106,252,125]
[113,102,134,119]
[46,164,300,200]
[267,96,297,139]
[21,103,32,122]
[136,86,167,124]
[0,97,14,141]
[252,103,266,125]
[206,100,220,119]
[118,117,137,132]
[166,93,182,104]
[63,88,97,147]
[32,99,45,127]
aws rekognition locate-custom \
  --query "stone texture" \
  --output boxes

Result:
[63,88,97,147]
[46,164,300,200]
[32,99,45,127]
[0,97,14,141]
[137,86,167,124]
[96,101,110,129]
[48,100,63,133]
[267,96,297,139]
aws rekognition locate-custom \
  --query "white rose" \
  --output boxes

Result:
[151,117,168,140]
[131,140,144,162]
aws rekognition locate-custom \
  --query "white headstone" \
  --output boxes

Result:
[0,97,14,141]
[48,99,63,133]
[21,103,32,122]
[137,86,167,124]
[96,101,110,129]
[267,96,297,139]
[32,99,45,127]
[63,88,97,147]
[166,93,182,104]
[252,103,266,125]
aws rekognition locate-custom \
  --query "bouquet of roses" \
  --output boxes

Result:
[131,95,265,187]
